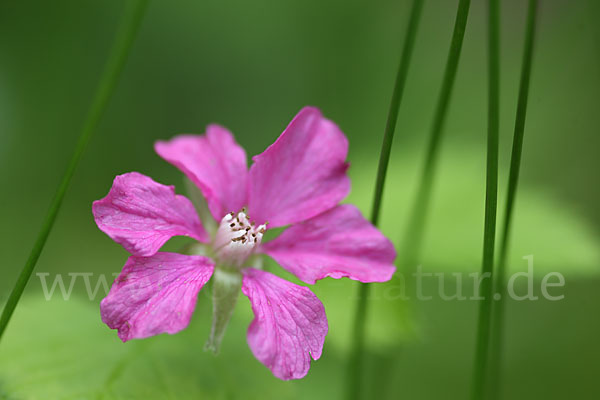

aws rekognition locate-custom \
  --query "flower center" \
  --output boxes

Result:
[212,209,267,268]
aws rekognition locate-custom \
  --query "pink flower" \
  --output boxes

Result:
[93,107,396,380]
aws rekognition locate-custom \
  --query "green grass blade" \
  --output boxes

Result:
[470,0,500,398]
[399,0,472,272]
[345,0,424,398]
[369,0,425,229]
[0,0,149,343]
[488,1,539,398]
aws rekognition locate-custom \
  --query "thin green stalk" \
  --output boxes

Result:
[346,0,424,398]
[399,0,472,272]
[368,0,425,230]
[470,0,500,398]
[488,1,539,399]
[0,0,149,343]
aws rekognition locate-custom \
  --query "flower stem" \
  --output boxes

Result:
[346,0,424,398]
[205,268,242,354]
[0,0,149,343]
[399,0,472,273]
[470,0,500,398]
[488,1,539,399]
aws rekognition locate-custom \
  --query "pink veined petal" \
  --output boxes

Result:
[100,252,214,342]
[248,107,350,228]
[93,172,209,257]
[262,204,396,284]
[154,125,249,221]
[241,268,328,380]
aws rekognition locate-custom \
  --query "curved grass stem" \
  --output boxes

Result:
[470,0,500,398]
[345,0,424,398]
[0,0,149,343]
[399,0,472,273]
[488,1,539,399]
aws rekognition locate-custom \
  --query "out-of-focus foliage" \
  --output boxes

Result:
[348,149,600,277]
[2,275,599,399]
[0,0,598,399]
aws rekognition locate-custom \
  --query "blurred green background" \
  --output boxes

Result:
[1,0,599,399]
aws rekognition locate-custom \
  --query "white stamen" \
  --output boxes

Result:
[213,210,267,268]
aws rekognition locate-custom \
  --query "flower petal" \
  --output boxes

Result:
[248,107,350,228]
[155,125,249,221]
[100,252,214,342]
[93,172,209,257]
[262,205,396,284]
[241,268,328,380]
